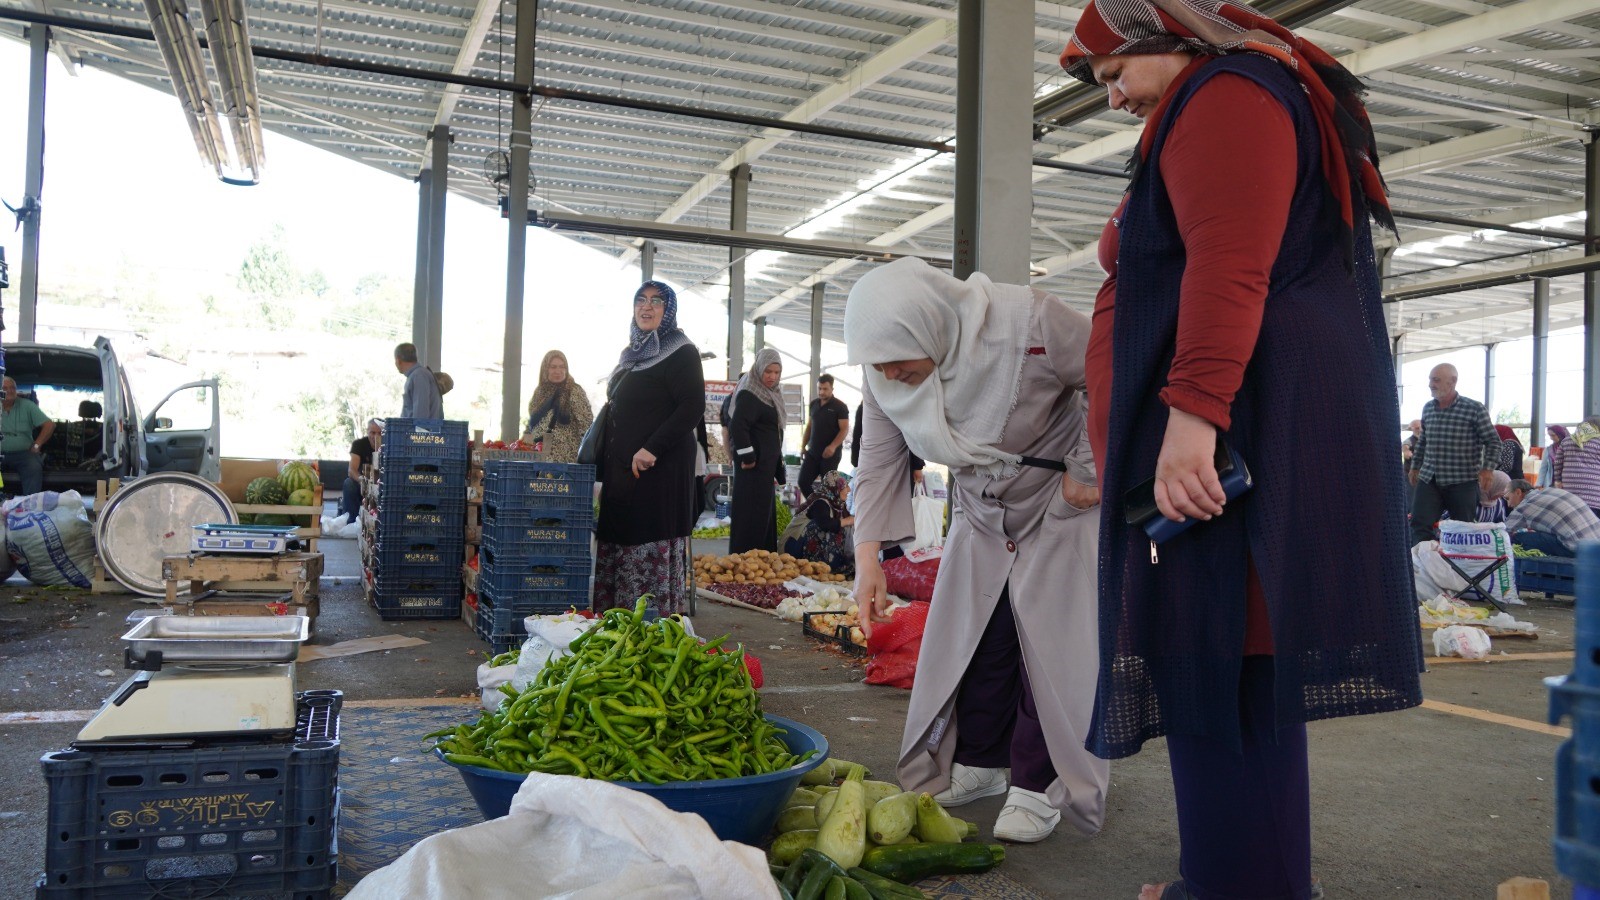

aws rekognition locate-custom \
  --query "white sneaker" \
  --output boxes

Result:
[931,764,1008,807]
[992,787,1059,843]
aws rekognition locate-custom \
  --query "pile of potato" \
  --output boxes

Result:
[693,549,848,585]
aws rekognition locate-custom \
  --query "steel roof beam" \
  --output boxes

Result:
[427,0,501,149]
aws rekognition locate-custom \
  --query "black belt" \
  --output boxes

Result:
[1019,456,1067,472]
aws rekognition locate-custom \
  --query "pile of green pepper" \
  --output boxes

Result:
[431,597,808,783]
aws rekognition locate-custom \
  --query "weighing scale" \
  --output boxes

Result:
[190,522,302,555]
[75,615,310,747]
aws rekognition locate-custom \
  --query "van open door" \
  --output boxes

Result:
[143,380,221,482]
[92,336,140,476]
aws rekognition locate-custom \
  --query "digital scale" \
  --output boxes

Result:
[190,523,302,555]
[75,615,310,747]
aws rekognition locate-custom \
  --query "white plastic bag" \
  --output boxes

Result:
[4,490,94,588]
[1433,624,1492,659]
[908,489,945,553]
[510,613,599,691]
[476,661,517,711]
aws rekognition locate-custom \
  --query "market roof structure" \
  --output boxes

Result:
[1,0,1596,358]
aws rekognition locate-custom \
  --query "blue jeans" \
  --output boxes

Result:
[1512,529,1574,557]
[7,449,43,496]
[339,477,361,523]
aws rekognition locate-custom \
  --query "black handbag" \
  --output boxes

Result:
[576,403,609,467]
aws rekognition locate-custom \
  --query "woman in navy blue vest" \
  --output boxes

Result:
[1063,2,1422,897]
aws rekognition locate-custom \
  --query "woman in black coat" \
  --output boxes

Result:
[727,348,786,553]
[593,281,704,616]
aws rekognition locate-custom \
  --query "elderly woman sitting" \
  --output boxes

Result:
[783,471,855,577]
[1477,470,1511,524]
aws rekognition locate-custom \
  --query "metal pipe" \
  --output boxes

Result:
[1394,210,1591,244]
[1483,342,1495,412]
[17,25,47,342]
[1029,157,1130,179]
[531,211,951,267]
[809,283,825,405]
[727,163,751,381]
[1384,252,1600,303]
[413,168,431,354]
[640,241,655,282]
[1588,133,1600,416]
[425,125,448,373]
[502,0,533,443]
[952,0,980,280]
[1532,277,1550,447]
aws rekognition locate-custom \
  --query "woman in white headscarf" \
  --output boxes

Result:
[727,348,787,553]
[846,256,1108,844]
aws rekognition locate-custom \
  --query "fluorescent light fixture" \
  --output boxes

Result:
[142,0,262,184]
[198,0,264,183]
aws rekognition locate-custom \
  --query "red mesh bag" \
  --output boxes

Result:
[881,555,941,604]
[863,601,930,690]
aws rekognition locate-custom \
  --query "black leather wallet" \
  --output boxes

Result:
[1123,438,1253,544]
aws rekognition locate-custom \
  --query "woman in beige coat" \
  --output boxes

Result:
[846,257,1108,843]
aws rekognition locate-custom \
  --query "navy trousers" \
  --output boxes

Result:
[1165,656,1313,900]
[951,588,1056,793]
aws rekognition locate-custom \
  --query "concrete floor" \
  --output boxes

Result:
[0,537,1581,898]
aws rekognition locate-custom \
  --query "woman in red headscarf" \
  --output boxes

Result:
[1063,2,1421,897]
[1493,424,1524,479]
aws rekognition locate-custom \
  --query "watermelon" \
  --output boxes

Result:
[256,514,293,526]
[279,461,318,495]
[245,477,288,505]
[287,488,317,527]
[238,513,257,525]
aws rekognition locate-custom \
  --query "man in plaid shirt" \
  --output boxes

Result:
[1407,363,1500,545]
[1506,480,1600,556]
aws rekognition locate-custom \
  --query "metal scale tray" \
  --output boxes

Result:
[121,614,309,666]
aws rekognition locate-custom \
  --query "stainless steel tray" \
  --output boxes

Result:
[121,615,310,665]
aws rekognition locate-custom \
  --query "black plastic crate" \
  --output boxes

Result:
[483,461,595,507]
[480,580,591,618]
[370,536,466,570]
[477,549,590,596]
[365,569,462,620]
[378,455,469,482]
[482,501,594,531]
[1518,555,1577,598]
[37,693,341,900]
[374,478,468,506]
[469,591,527,655]
[380,418,469,462]
[802,611,869,657]
[480,522,591,563]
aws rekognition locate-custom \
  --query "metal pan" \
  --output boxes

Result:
[121,615,310,665]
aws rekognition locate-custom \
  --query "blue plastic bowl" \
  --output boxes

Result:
[436,714,829,845]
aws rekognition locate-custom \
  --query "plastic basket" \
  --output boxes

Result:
[380,418,469,462]
[365,569,462,620]
[1519,555,1577,598]
[483,461,595,507]
[37,693,341,899]
[436,714,827,844]
[371,536,466,570]
[469,592,528,655]
[375,478,468,506]
[482,501,594,531]
[478,549,589,596]
[480,581,590,618]
[379,454,469,481]
[802,611,868,657]
[481,518,591,562]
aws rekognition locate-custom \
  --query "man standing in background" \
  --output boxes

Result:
[395,343,442,419]
[1407,363,1500,545]
[799,373,849,498]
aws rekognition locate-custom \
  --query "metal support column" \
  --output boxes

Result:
[1533,278,1550,447]
[640,241,656,283]
[753,317,765,354]
[1484,343,1496,413]
[501,0,534,442]
[18,26,49,341]
[727,164,752,379]
[809,283,825,402]
[412,168,432,353]
[952,0,1032,284]
[1586,134,1600,416]
[424,126,450,373]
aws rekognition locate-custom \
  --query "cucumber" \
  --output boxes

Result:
[858,843,1005,883]
[778,805,818,832]
[842,876,874,900]
[847,867,927,899]
[770,829,819,865]
[796,850,849,900]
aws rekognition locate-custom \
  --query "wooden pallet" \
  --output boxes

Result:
[162,551,325,607]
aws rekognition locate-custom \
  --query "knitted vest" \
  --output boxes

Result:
[1091,54,1422,760]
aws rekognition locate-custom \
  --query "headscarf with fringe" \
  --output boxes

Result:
[1060,0,1395,268]
[844,257,1033,478]
[728,347,787,425]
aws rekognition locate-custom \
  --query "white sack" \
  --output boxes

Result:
[5,491,93,588]
[346,771,778,900]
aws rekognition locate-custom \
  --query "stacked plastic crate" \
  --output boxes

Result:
[468,460,594,652]
[365,418,469,620]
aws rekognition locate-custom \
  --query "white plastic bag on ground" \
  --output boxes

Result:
[510,613,600,691]
[346,771,779,900]
[477,662,517,711]
[1433,624,1492,659]
[4,491,94,588]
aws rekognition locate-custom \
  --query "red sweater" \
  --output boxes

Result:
[1086,68,1298,657]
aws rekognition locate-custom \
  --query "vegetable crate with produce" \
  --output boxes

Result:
[368,418,469,620]
[431,598,826,843]
[803,610,868,656]
[769,760,1006,900]
[696,550,847,610]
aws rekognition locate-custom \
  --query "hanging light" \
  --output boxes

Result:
[197,0,264,183]
[142,0,227,178]
[142,0,262,184]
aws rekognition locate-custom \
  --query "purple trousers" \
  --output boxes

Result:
[951,588,1057,793]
